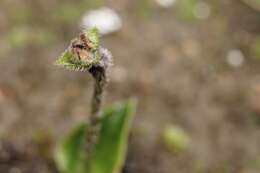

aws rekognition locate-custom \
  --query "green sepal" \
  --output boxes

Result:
[55,28,101,71]
[85,27,100,50]
[55,48,101,72]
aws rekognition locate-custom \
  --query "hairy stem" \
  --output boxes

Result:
[89,66,106,121]
[86,66,107,159]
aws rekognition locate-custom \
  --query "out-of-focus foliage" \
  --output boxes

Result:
[56,4,83,25]
[136,0,154,18]
[177,0,198,20]
[162,125,189,155]
[56,124,88,173]
[55,100,136,173]
[242,0,260,12]
[55,0,104,25]
[253,37,260,59]
[7,28,53,48]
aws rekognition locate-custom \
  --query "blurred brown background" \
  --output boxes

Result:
[1,0,260,173]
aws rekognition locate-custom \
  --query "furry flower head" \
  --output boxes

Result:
[55,28,108,72]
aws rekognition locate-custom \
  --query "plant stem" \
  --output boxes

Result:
[86,65,107,159]
[89,66,107,121]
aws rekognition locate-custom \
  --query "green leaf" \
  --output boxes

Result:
[90,100,136,173]
[55,124,88,173]
[55,100,136,173]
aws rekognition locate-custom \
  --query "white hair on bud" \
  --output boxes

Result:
[97,47,113,70]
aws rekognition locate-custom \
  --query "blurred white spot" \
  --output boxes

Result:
[226,49,245,67]
[81,7,122,35]
[194,2,211,19]
[155,0,176,8]
[100,47,113,69]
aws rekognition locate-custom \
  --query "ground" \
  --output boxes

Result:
[0,0,260,173]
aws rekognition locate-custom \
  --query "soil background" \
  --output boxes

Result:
[1,0,260,173]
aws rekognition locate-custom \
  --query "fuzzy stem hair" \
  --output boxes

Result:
[85,47,112,161]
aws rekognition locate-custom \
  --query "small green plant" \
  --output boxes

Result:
[55,28,136,173]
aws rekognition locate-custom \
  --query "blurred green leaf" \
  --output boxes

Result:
[176,0,197,21]
[55,100,136,173]
[55,124,88,173]
[242,0,260,12]
[55,0,105,25]
[7,28,53,48]
[12,6,32,24]
[136,0,154,18]
[7,28,30,48]
[56,4,83,25]
[33,30,54,46]
[192,160,206,173]
[253,37,260,59]
[79,0,105,10]
[90,100,136,173]
[162,125,189,155]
